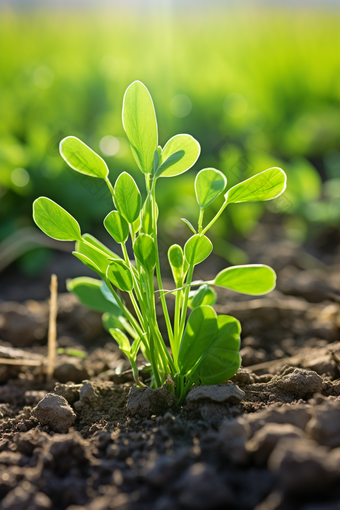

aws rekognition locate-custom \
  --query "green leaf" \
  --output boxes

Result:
[181,218,196,234]
[102,313,137,338]
[114,172,141,224]
[178,305,218,375]
[72,251,102,275]
[225,167,287,204]
[66,277,122,315]
[33,197,82,242]
[75,233,120,276]
[107,259,133,292]
[213,264,276,295]
[104,210,129,244]
[122,81,158,174]
[133,234,156,272]
[184,234,212,265]
[195,168,227,208]
[60,136,109,179]
[168,244,184,285]
[190,315,241,385]
[188,284,217,310]
[109,328,131,356]
[156,134,200,178]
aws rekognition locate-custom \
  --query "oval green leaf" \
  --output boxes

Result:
[168,244,184,285]
[156,134,200,178]
[188,284,217,310]
[195,168,227,209]
[122,81,158,174]
[225,167,287,204]
[213,264,276,295]
[104,210,129,244]
[60,136,109,179]
[184,234,212,266]
[190,314,241,385]
[178,305,218,375]
[33,197,82,242]
[75,233,121,276]
[133,234,156,272]
[107,259,133,292]
[66,277,122,315]
[114,172,141,224]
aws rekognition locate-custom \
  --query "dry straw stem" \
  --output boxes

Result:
[47,274,58,381]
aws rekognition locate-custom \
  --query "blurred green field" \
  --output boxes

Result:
[1,3,340,273]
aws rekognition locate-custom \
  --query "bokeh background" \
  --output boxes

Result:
[1,0,340,297]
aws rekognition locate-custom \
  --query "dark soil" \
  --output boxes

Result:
[1,226,340,510]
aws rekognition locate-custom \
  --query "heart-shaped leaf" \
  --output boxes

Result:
[213,264,276,295]
[133,234,156,272]
[67,277,122,315]
[184,234,212,265]
[178,305,218,375]
[225,167,287,204]
[114,172,141,224]
[156,134,200,178]
[122,81,158,174]
[190,314,241,385]
[60,136,109,179]
[107,259,133,292]
[33,197,82,241]
[104,210,129,244]
[195,168,227,208]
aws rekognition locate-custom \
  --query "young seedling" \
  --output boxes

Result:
[33,81,287,402]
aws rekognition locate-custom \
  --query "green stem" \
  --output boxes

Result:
[201,200,228,235]
[178,264,194,341]
[198,208,204,234]
[150,182,174,343]
[105,177,115,199]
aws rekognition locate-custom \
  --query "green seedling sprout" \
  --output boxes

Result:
[33,80,287,403]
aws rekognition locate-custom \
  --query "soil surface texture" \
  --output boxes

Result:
[1,227,340,510]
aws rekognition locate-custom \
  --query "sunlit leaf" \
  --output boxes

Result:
[195,168,227,208]
[168,244,184,285]
[178,305,217,375]
[107,259,133,292]
[133,234,156,272]
[184,234,212,265]
[225,167,287,204]
[60,136,109,179]
[213,264,276,295]
[156,134,200,177]
[122,81,158,174]
[75,233,120,276]
[104,210,129,244]
[188,284,217,310]
[33,197,82,241]
[114,172,141,224]
[190,315,241,385]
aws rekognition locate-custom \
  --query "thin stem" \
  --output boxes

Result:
[178,264,194,341]
[150,181,174,343]
[201,201,228,235]
[198,208,204,234]
[105,177,115,199]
